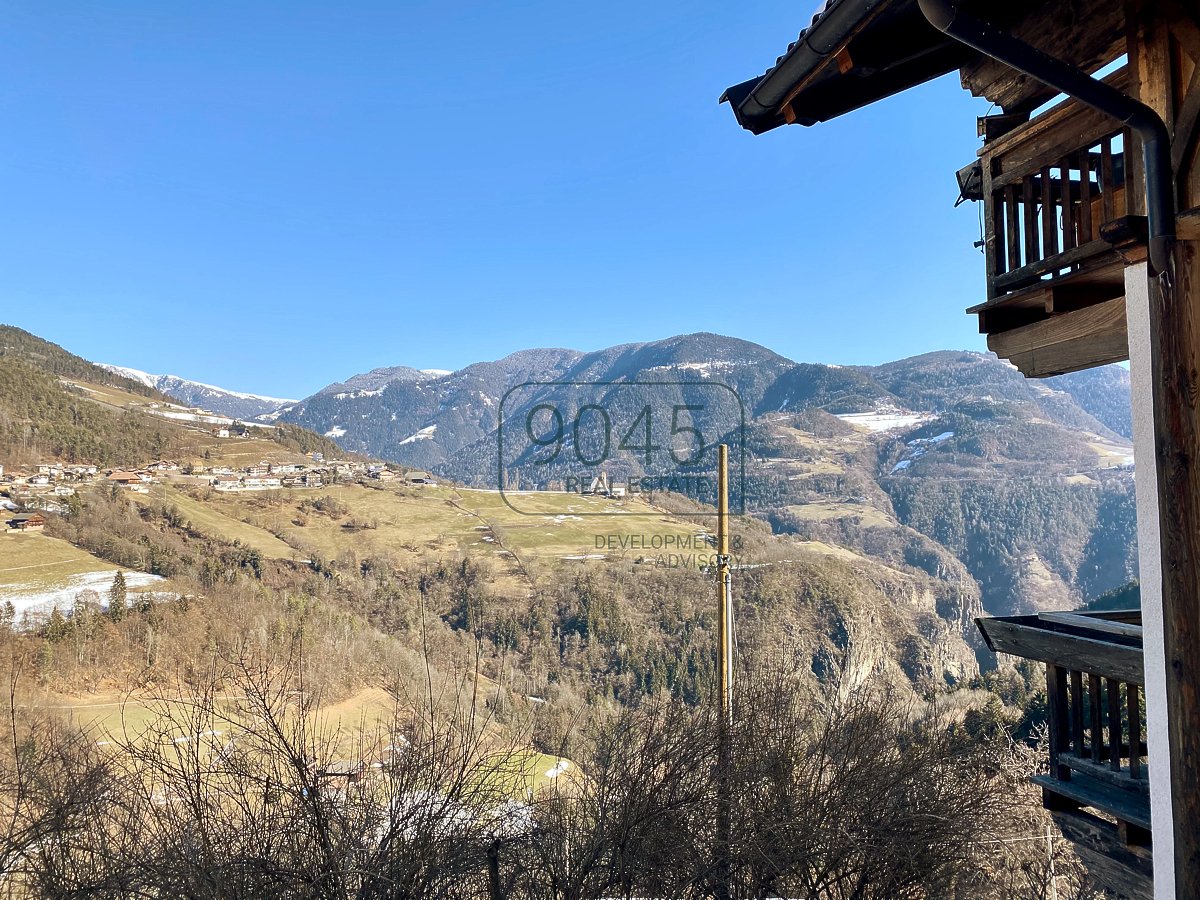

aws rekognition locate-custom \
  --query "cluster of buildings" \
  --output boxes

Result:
[0,453,436,508]
[0,463,95,503]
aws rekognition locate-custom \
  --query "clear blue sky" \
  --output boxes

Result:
[1,1,991,398]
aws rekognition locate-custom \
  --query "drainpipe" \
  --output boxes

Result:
[918,0,1176,279]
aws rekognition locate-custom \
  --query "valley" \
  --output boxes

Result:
[0,325,1137,822]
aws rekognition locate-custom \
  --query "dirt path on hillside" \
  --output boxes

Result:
[444,492,533,593]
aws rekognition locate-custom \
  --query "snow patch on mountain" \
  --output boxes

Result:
[99,364,297,420]
[100,364,295,404]
[334,388,385,400]
[836,410,932,432]
[100,364,159,389]
[398,425,437,445]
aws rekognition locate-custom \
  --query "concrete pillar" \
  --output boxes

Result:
[1125,261,1174,898]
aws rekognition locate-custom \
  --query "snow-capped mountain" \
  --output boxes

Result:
[276,335,1133,481]
[99,364,296,421]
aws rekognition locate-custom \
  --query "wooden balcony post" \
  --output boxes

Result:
[1107,677,1123,772]
[1047,662,1071,780]
[1089,673,1104,761]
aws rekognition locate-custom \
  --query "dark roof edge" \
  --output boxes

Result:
[720,0,888,134]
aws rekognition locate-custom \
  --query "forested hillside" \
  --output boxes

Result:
[0,330,351,468]
[0,359,180,467]
[0,325,170,402]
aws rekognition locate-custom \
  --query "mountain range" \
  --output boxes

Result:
[89,332,1137,622]
[270,333,1132,471]
[97,364,298,422]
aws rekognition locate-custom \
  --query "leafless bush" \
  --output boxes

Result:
[0,649,1072,899]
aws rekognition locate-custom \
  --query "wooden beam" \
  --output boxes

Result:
[835,47,854,75]
[1005,336,1129,377]
[1170,64,1200,174]
[1149,233,1200,894]
[1038,611,1144,640]
[987,298,1129,376]
[976,616,1146,685]
[960,7,1127,112]
[1054,809,1154,898]
[993,238,1116,293]
[1176,204,1200,240]
[1127,0,1200,888]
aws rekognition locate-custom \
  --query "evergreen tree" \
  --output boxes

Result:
[45,607,68,642]
[108,571,127,622]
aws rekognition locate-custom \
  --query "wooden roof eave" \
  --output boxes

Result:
[721,0,971,133]
[976,614,1145,686]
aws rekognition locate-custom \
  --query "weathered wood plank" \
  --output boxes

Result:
[1071,670,1085,756]
[1176,204,1200,240]
[1040,164,1058,259]
[1022,174,1039,263]
[987,297,1127,358]
[986,161,1004,294]
[1034,772,1153,830]
[980,68,1129,163]
[1061,156,1077,252]
[993,237,1115,293]
[1053,808,1154,899]
[1128,681,1142,781]
[1090,672,1105,761]
[1101,137,1117,223]
[976,616,1145,685]
[1058,751,1151,795]
[989,116,1124,193]
[1078,149,1094,243]
[1038,611,1144,639]
[1005,185,1021,271]
[961,6,1126,112]
[1005,329,1130,377]
[1108,677,1124,771]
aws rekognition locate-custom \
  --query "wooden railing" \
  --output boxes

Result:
[980,69,1133,302]
[976,609,1150,844]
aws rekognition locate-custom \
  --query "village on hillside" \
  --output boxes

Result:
[1,452,438,531]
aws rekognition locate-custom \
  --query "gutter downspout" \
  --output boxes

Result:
[918,0,1176,280]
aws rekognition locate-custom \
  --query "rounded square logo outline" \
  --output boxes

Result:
[496,380,746,517]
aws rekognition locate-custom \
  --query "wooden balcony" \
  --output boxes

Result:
[967,68,1146,378]
[976,608,1154,897]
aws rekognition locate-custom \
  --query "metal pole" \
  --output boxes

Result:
[716,443,733,900]
[718,444,733,725]
[1046,825,1058,900]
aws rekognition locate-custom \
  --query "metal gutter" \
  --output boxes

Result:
[918,0,1176,278]
[723,0,888,133]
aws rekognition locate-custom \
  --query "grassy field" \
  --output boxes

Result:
[43,688,573,797]
[1088,438,1135,469]
[784,501,893,528]
[0,532,167,618]
[197,483,712,583]
[60,379,163,410]
[138,484,299,559]
[0,533,116,588]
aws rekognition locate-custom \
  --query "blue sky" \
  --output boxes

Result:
[0,1,991,398]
